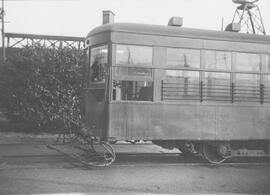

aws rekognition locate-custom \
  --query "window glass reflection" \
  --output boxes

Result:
[265,55,270,73]
[235,73,260,86]
[116,45,152,66]
[265,75,270,86]
[165,70,199,82]
[167,48,200,68]
[205,50,231,70]
[113,67,152,78]
[90,45,108,83]
[236,53,260,72]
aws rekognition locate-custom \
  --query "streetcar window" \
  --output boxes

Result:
[161,70,200,100]
[90,45,108,83]
[236,53,260,72]
[265,55,270,73]
[116,45,152,66]
[235,73,260,101]
[112,65,153,101]
[113,67,152,78]
[204,72,231,101]
[112,80,153,101]
[264,75,270,103]
[265,75,270,86]
[268,55,270,72]
[205,50,231,70]
[167,48,200,68]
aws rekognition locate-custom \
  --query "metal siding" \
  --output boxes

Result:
[109,102,270,140]
[85,89,106,137]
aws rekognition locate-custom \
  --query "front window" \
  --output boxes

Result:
[90,45,108,83]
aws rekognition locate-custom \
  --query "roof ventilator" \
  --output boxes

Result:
[168,17,183,27]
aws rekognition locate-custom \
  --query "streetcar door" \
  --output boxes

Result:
[86,45,108,137]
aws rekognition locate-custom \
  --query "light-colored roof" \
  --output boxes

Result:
[86,23,270,45]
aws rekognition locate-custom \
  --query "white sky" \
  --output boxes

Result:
[3,0,270,37]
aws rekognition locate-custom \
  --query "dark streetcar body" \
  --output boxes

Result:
[84,23,270,163]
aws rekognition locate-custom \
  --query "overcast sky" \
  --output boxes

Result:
[3,0,270,37]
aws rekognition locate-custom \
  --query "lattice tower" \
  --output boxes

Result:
[231,0,266,35]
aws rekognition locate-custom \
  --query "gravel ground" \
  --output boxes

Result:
[1,162,270,194]
[0,135,270,194]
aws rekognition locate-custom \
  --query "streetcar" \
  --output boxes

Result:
[84,20,270,164]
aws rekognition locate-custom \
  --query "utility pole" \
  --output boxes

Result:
[0,0,5,65]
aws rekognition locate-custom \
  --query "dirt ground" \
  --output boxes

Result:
[1,162,270,194]
[0,134,270,194]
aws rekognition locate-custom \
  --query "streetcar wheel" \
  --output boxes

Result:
[202,144,226,164]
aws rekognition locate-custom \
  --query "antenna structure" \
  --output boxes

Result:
[231,0,266,35]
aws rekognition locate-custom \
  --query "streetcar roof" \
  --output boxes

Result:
[87,23,270,45]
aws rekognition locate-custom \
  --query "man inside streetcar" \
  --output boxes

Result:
[91,58,104,82]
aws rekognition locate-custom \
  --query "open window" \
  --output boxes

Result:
[161,70,200,101]
[234,73,260,102]
[112,67,153,101]
[204,72,231,101]
[113,80,153,101]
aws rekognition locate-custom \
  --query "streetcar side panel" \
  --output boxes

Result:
[85,24,270,142]
[108,102,270,140]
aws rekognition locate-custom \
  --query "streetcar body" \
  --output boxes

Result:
[84,23,270,162]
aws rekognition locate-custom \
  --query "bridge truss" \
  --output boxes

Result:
[5,33,85,50]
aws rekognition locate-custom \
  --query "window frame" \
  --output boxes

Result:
[112,44,154,102]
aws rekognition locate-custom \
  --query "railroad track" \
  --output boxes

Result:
[115,153,270,165]
[1,152,270,168]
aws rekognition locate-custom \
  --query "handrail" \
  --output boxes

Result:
[161,80,266,104]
